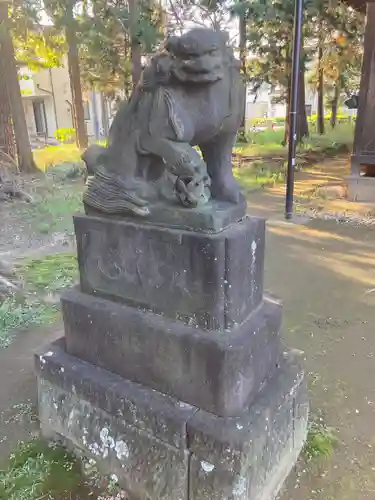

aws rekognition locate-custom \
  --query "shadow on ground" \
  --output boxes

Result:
[248,158,375,221]
[264,219,375,500]
[1,160,375,499]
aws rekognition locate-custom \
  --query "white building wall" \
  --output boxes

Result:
[43,97,57,136]
[246,82,318,126]
[23,101,37,136]
[85,91,106,140]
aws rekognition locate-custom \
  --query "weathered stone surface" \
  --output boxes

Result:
[187,352,309,500]
[63,290,282,417]
[38,378,190,500]
[85,198,246,233]
[82,28,245,217]
[36,343,194,500]
[36,345,307,500]
[36,339,197,449]
[75,214,265,331]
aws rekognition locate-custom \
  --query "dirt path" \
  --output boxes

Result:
[267,219,375,500]
[1,160,375,499]
[248,157,375,223]
[246,178,375,499]
[0,325,61,462]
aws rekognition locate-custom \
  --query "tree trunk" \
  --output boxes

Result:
[239,15,247,79]
[330,81,340,129]
[0,52,15,161]
[129,0,142,88]
[239,12,247,130]
[297,67,309,141]
[159,0,168,36]
[317,42,325,135]
[66,4,88,150]
[0,2,37,173]
[101,93,109,139]
[122,33,132,98]
[131,42,142,88]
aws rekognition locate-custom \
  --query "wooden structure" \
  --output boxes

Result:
[347,1,375,200]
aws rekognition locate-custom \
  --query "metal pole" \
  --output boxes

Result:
[285,0,303,220]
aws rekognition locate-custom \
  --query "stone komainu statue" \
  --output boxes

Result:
[83,28,245,216]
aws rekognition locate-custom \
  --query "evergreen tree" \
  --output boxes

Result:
[0,56,15,162]
[79,0,164,95]
[44,0,88,149]
[231,0,313,142]
[307,2,364,130]
[322,4,364,128]
[0,1,37,173]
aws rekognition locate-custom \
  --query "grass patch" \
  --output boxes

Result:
[0,253,78,349]
[237,122,354,158]
[17,182,83,235]
[234,160,285,191]
[34,144,82,172]
[0,440,85,500]
[303,418,338,461]
[0,298,58,349]
[33,142,105,173]
[18,252,79,293]
[233,123,354,193]
[302,123,354,154]
[0,253,78,348]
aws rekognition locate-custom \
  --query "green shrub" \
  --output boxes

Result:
[54,128,76,143]
[250,116,285,127]
[249,113,355,129]
[308,113,355,125]
[303,420,338,460]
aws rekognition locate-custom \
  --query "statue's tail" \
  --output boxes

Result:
[83,167,150,217]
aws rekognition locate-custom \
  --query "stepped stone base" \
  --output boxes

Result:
[62,289,283,417]
[36,340,308,500]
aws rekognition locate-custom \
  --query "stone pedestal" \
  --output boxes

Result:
[36,210,308,500]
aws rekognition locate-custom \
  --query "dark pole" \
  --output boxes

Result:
[285,0,303,220]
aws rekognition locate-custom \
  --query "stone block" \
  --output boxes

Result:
[36,339,197,448]
[74,214,265,331]
[187,352,309,500]
[85,199,247,233]
[36,341,195,500]
[35,343,307,500]
[63,290,283,417]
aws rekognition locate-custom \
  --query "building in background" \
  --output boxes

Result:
[246,82,356,127]
[19,61,112,145]
[246,83,319,123]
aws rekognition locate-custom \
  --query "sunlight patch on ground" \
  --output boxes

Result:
[269,224,360,245]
